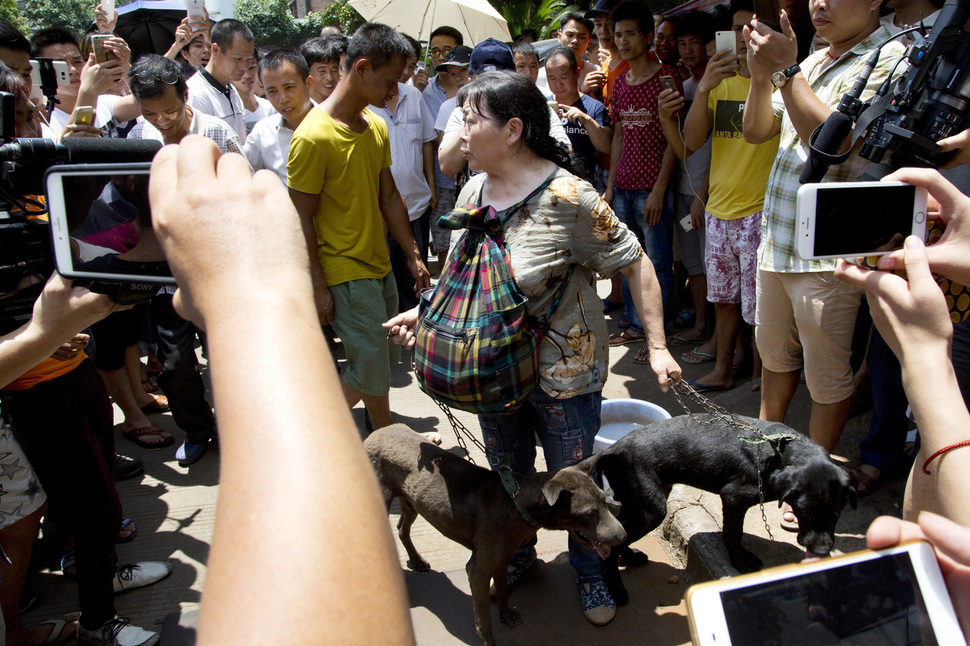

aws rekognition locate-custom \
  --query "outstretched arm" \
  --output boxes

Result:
[151,136,416,646]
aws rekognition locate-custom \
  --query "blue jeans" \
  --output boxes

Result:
[860,327,909,470]
[478,389,604,580]
[614,187,674,332]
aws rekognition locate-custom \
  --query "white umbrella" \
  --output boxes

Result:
[348,0,512,46]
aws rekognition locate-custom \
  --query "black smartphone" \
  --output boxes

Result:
[753,0,782,32]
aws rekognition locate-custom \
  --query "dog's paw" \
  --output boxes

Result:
[407,558,431,573]
[500,606,523,628]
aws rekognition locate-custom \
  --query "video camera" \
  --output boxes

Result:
[801,0,970,183]
[0,83,161,334]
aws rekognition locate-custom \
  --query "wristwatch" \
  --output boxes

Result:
[771,63,801,89]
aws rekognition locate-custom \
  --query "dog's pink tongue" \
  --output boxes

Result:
[593,541,611,560]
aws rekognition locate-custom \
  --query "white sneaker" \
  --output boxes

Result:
[113,561,172,593]
[77,616,159,646]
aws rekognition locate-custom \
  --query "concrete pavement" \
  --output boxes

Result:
[19,279,906,645]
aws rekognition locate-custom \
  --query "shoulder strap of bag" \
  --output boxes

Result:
[475,173,557,226]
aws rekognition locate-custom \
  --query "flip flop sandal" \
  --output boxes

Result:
[609,330,645,346]
[122,423,174,449]
[633,347,651,365]
[854,468,883,498]
[139,395,169,414]
[667,332,709,346]
[681,347,716,364]
[780,507,799,532]
[116,517,138,544]
[686,377,731,393]
[673,310,694,328]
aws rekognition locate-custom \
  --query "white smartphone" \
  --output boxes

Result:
[29,60,70,88]
[185,0,206,32]
[687,541,964,645]
[100,0,115,17]
[45,164,175,285]
[796,180,928,260]
[715,30,737,58]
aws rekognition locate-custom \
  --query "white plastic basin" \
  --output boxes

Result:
[593,398,671,453]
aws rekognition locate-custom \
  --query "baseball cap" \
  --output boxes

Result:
[435,45,472,72]
[469,38,514,75]
[585,0,620,19]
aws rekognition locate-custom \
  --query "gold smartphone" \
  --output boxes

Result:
[72,106,95,127]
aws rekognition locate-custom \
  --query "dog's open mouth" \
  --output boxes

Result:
[575,531,611,560]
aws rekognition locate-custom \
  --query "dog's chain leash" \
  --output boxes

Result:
[431,396,488,465]
[668,379,782,543]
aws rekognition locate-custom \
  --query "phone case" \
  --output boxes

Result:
[715,31,737,57]
[686,541,962,646]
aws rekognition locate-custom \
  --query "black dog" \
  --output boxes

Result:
[581,414,857,605]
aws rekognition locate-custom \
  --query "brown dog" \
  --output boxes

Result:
[364,424,627,646]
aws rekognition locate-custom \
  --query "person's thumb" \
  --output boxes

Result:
[901,235,936,292]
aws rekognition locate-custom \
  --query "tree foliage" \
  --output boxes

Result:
[494,0,579,40]
[234,0,363,49]
[0,0,26,34]
[22,0,96,36]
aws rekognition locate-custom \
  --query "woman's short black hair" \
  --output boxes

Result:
[458,70,571,171]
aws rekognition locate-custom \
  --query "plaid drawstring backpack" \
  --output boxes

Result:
[413,179,574,415]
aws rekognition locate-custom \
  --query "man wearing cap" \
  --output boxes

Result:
[427,45,471,269]
[422,26,464,272]
[431,45,472,141]
[438,39,571,179]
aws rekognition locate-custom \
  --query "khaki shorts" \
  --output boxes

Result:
[754,269,862,404]
[330,273,401,397]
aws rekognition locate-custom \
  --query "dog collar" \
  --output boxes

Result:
[739,431,801,459]
[498,466,539,527]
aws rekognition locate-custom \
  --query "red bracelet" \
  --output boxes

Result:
[922,439,970,475]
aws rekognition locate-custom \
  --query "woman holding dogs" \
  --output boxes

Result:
[385,70,681,626]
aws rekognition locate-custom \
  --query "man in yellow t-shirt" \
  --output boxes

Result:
[680,5,779,392]
[288,23,430,430]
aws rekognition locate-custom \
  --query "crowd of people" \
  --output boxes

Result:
[0,0,968,643]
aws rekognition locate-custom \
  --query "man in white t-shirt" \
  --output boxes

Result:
[243,49,315,183]
[371,80,437,311]
[127,54,236,469]
[186,18,252,140]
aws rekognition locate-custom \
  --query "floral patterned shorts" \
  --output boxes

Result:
[705,211,761,326]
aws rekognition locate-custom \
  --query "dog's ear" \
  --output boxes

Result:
[573,452,602,475]
[606,498,622,518]
[541,480,566,507]
[837,474,858,509]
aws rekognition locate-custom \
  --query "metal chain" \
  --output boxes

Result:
[409,351,487,464]
[669,379,790,542]
[430,396,487,465]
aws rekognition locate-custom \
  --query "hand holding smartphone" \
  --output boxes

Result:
[90,34,113,65]
[185,0,206,33]
[659,75,677,91]
[687,541,964,645]
[71,106,95,127]
[796,181,928,261]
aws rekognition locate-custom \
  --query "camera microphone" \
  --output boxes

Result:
[63,137,162,164]
[799,111,854,184]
